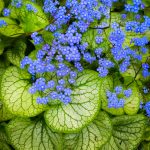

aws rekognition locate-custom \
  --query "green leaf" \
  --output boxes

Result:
[0,17,24,37]
[5,40,26,67]
[0,101,15,122]
[44,70,101,133]
[1,66,47,117]
[101,114,146,150]
[9,0,49,33]
[63,111,112,150]
[0,0,4,13]
[6,118,62,150]
[100,76,124,116]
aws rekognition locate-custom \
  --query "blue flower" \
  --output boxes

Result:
[144,101,150,117]
[115,86,123,94]
[0,20,7,27]
[3,8,11,16]
[124,89,132,98]
[11,0,22,8]
[31,32,43,45]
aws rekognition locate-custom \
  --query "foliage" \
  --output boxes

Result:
[0,0,149,149]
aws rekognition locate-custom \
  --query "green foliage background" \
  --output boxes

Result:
[0,0,150,150]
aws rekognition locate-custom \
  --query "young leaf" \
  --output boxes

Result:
[101,114,146,150]
[44,70,101,133]
[63,111,112,150]
[0,17,24,37]
[9,0,49,33]
[6,118,62,150]
[1,66,47,117]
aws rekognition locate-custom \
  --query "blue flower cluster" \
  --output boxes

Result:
[132,37,148,47]
[97,58,114,77]
[21,0,120,104]
[11,0,37,13]
[31,32,43,45]
[106,86,132,108]
[20,0,150,105]
[11,0,22,8]
[0,20,7,27]
[109,26,132,72]
[109,17,149,73]
[125,16,150,33]
[125,0,144,13]
[21,43,76,104]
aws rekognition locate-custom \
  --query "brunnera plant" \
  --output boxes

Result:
[0,0,150,149]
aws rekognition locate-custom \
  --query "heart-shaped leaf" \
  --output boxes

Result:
[101,114,146,150]
[44,70,101,133]
[63,111,112,150]
[1,66,47,117]
[6,118,62,150]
